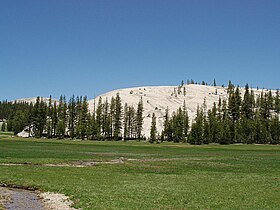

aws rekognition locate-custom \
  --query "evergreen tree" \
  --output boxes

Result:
[136,97,144,140]
[123,103,129,140]
[109,97,116,139]
[173,107,184,142]
[46,96,53,138]
[163,107,173,141]
[96,97,103,139]
[68,95,76,139]
[11,110,28,135]
[113,93,122,140]
[182,100,189,139]
[56,95,67,139]
[274,90,280,114]
[102,98,111,139]
[79,96,88,140]
[270,115,280,144]
[150,113,157,143]
[208,103,220,143]
[33,97,47,138]
[51,101,58,137]
[188,106,204,145]
[1,122,6,132]
[241,84,253,119]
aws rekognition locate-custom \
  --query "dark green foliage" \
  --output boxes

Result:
[0,81,279,144]
[56,96,67,139]
[275,90,280,113]
[33,97,47,138]
[113,93,122,140]
[188,106,204,145]
[1,121,6,132]
[136,97,144,140]
[150,113,157,143]
[173,107,184,142]
[68,95,76,139]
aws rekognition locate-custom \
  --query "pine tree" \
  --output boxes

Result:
[68,95,76,139]
[56,95,67,139]
[113,93,122,140]
[163,107,172,141]
[33,97,47,138]
[241,84,253,119]
[51,101,58,137]
[96,97,103,139]
[1,122,6,132]
[208,103,220,143]
[183,86,186,96]
[275,90,280,114]
[150,113,157,143]
[102,98,111,139]
[46,96,53,138]
[188,106,204,145]
[109,97,115,139]
[203,114,210,144]
[136,97,144,140]
[270,115,280,144]
[173,107,184,142]
[79,96,88,140]
[182,100,189,140]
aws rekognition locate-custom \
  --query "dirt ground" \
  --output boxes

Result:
[0,186,76,210]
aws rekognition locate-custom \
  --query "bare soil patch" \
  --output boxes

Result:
[0,184,77,210]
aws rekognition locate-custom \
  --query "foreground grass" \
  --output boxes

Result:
[0,135,279,209]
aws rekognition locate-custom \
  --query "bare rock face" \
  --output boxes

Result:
[89,84,274,137]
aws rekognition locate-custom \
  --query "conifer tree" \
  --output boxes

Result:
[102,98,111,139]
[182,100,189,139]
[68,95,76,139]
[173,107,184,142]
[46,96,53,138]
[270,115,280,144]
[109,97,115,139]
[123,103,129,140]
[188,106,204,145]
[33,97,47,138]
[79,96,88,140]
[241,84,253,119]
[150,113,157,143]
[56,95,67,139]
[1,122,6,132]
[51,101,58,137]
[113,93,122,140]
[11,110,28,135]
[275,90,280,114]
[96,97,103,139]
[136,97,144,140]
[163,107,172,141]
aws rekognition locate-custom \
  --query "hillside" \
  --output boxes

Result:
[88,84,274,138]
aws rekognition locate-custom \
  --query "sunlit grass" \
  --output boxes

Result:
[0,135,279,209]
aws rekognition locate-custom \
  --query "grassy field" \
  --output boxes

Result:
[0,133,279,209]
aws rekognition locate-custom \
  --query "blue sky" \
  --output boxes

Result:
[1,0,279,100]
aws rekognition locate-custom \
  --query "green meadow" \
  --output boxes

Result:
[0,133,279,209]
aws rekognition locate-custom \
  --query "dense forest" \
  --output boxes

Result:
[0,81,279,144]
[162,83,280,144]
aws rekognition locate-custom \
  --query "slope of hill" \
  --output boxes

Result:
[89,84,277,138]
[89,85,221,137]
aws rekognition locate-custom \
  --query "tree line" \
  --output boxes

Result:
[160,82,280,144]
[1,94,144,140]
[0,81,279,144]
